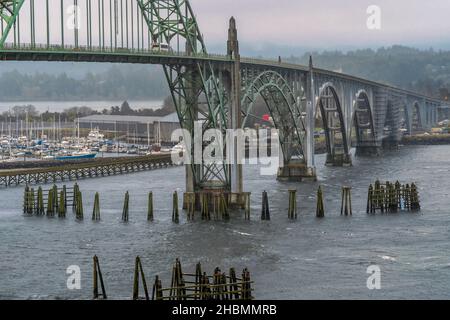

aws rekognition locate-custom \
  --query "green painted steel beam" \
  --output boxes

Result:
[0,0,25,48]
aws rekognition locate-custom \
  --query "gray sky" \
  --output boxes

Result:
[192,0,450,50]
[5,0,450,55]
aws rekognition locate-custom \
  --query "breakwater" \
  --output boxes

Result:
[401,134,450,145]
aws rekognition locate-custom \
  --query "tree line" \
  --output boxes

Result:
[286,45,450,99]
[0,98,175,123]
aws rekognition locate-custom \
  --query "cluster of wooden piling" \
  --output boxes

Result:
[367,180,420,213]
[23,184,75,217]
[153,259,253,301]
[183,192,233,221]
[92,256,253,301]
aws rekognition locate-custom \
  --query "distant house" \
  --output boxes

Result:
[77,113,180,143]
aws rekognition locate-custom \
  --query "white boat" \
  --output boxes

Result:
[87,129,105,142]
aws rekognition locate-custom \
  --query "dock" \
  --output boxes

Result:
[0,154,175,188]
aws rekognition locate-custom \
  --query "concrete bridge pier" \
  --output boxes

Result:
[355,144,381,157]
[277,159,317,182]
[325,152,352,167]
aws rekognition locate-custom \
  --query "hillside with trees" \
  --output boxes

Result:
[286,45,450,99]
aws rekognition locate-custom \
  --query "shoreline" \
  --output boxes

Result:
[401,134,450,145]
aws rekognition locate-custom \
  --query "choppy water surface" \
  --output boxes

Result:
[0,145,449,300]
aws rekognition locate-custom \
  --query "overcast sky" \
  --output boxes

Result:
[5,0,450,55]
[192,0,450,51]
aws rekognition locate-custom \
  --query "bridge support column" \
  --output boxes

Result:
[227,16,246,207]
[306,57,317,178]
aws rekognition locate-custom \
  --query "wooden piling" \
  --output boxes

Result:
[132,256,149,300]
[316,186,325,218]
[241,268,252,300]
[261,191,270,221]
[23,185,29,214]
[184,192,195,221]
[341,186,352,216]
[52,185,59,214]
[36,187,44,215]
[63,185,68,210]
[46,187,54,217]
[410,183,420,211]
[122,191,130,222]
[58,190,66,218]
[201,193,210,220]
[92,192,101,221]
[220,194,229,220]
[244,192,251,220]
[172,191,179,223]
[75,190,84,220]
[367,184,373,214]
[152,276,163,300]
[147,192,154,221]
[72,183,79,212]
[93,255,107,300]
[288,190,297,220]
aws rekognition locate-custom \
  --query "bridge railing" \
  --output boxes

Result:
[0,42,230,61]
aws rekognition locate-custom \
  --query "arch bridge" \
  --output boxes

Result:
[1,0,447,198]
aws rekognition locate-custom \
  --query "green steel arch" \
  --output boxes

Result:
[241,70,306,161]
[0,0,25,47]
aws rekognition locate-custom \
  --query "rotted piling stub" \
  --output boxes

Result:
[122,191,130,222]
[172,191,179,223]
[288,189,298,220]
[93,255,107,300]
[72,183,79,212]
[340,186,352,216]
[316,186,325,218]
[75,190,84,220]
[133,256,150,300]
[201,193,210,220]
[58,190,66,218]
[152,276,163,300]
[46,187,55,217]
[23,185,29,214]
[244,192,251,220]
[147,192,154,221]
[410,183,421,211]
[184,192,195,221]
[261,191,270,221]
[367,184,373,214]
[36,187,44,215]
[92,192,101,221]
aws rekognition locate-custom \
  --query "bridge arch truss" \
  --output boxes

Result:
[241,70,306,162]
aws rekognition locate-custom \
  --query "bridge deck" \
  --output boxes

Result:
[0,43,444,105]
